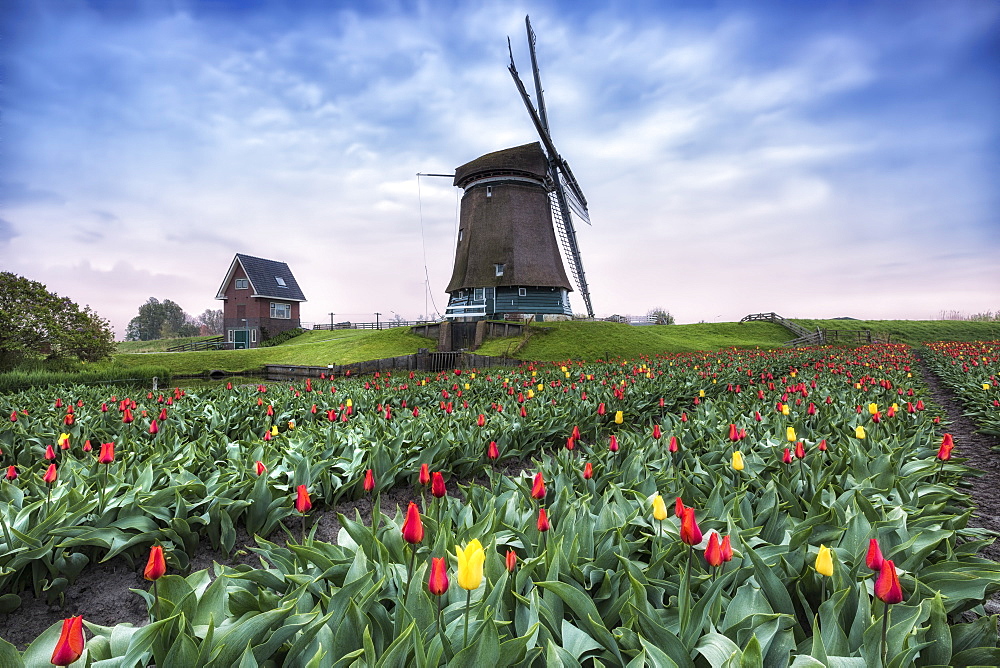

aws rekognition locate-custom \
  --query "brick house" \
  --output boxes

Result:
[216,254,306,349]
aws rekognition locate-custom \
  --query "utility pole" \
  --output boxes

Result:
[328,312,335,330]
[374,312,381,330]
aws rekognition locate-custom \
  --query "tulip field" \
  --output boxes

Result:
[2,342,1000,666]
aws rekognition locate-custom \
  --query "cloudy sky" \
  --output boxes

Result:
[2,0,998,337]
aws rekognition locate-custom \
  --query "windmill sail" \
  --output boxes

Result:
[508,16,595,317]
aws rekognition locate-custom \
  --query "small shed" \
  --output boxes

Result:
[216,253,306,349]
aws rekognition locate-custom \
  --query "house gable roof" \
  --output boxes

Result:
[215,253,307,302]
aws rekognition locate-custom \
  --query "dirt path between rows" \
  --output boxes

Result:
[3,358,999,650]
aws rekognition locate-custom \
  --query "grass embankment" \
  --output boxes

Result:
[113,328,436,376]
[0,365,171,393]
[791,319,1000,345]
[475,321,791,360]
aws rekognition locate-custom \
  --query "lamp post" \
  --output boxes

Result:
[241,319,248,349]
[374,312,382,330]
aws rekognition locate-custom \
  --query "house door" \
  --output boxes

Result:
[234,330,249,350]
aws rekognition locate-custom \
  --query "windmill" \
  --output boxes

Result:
[443,15,594,321]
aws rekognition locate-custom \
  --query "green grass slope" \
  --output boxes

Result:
[114,328,435,375]
[116,335,219,353]
[791,319,1000,345]
[476,321,792,361]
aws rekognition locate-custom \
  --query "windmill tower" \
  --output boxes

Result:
[444,16,594,321]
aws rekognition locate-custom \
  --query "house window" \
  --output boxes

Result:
[271,302,291,319]
[227,329,234,342]
[473,288,485,301]
[518,288,527,297]
[235,278,248,290]
[275,277,287,287]
[251,328,257,343]
[495,263,505,277]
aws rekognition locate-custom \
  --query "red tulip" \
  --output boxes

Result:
[402,502,424,544]
[916,400,924,411]
[255,460,267,476]
[122,408,133,424]
[82,440,92,452]
[782,448,794,464]
[794,441,805,459]
[43,463,58,484]
[476,414,485,427]
[704,532,723,567]
[364,469,375,492]
[98,442,115,464]
[720,535,733,562]
[487,441,499,460]
[675,496,684,517]
[431,471,446,498]
[937,433,954,461]
[530,472,546,500]
[9,411,17,422]
[537,507,550,532]
[875,559,903,604]
[680,506,702,546]
[866,538,884,571]
[428,556,449,595]
[583,462,593,479]
[668,436,679,453]
[5,465,17,480]
[144,545,167,581]
[506,548,517,572]
[419,463,430,485]
[50,615,85,666]
[565,436,575,451]
[295,485,312,513]
[817,439,828,452]
[652,424,662,440]
[728,423,739,442]
[609,435,619,452]
[147,418,159,435]
[597,403,606,416]
[45,444,56,460]
[571,425,581,440]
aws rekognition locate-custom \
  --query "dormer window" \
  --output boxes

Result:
[275,277,287,287]
[495,263,505,277]
[235,278,248,290]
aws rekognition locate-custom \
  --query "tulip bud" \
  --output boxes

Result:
[652,494,668,521]
[505,548,517,572]
[530,472,546,500]
[5,465,17,480]
[866,538,884,571]
[401,502,424,544]
[731,451,745,471]
[786,427,797,442]
[855,425,866,439]
[720,535,733,562]
[583,462,593,479]
[255,460,267,476]
[875,558,903,604]
[144,545,167,581]
[98,442,115,464]
[364,469,375,492]
[419,463,430,485]
[705,532,723,567]
[295,485,312,513]
[428,556,449,595]
[536,507,550,532]
[608,434,619,452]
[487,440,500,460]
[680,507,702,546]
[431,471,446,498]
[815,544,833,576]
[43,463,58,484]
[614,410,623,424]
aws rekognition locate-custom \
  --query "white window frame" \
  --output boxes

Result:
[270,302,291,319]
[495,263,505,277]
[473,288,485,301]
[518,287,527,297]
[227,329,234,342]
[235,278,248,290]
[458,228,464,242]
[251,328,257,343]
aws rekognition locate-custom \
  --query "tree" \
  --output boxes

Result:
[126,298,199,340]
[0,271,115,371]
[196,309,223,335]
[647,307,676,325]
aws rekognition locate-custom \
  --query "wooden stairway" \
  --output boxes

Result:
[739,312,824,347]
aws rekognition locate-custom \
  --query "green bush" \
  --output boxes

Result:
[260,327,306,347]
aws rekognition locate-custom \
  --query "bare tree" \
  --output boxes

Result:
[196,309,224,335]
[646,307,676,325]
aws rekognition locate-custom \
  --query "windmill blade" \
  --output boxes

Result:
[555,159,590,224]
[549,182,594,317]
[559,173,591,225]
[525,16,550,133]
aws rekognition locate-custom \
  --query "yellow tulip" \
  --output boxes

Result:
[470,373,476,379]
[781,404,790,416]
[455,539,486,590]
[786,427,797,442]
[652,494,668,521]
[287,420,295,430]
[868,403,878,415]
[732,451,745,471]
[58,433,70,447]
[699,390,705,398]
[537,384,543,391]
[855,425,866,439]
[346,398,353,407]
[985,384,992,391]
[464,383,470,390]
[528,390,534,399]
[270,425,278,436]
[614,410,624,424]
[815,545,833,576]
[561,366,567,372]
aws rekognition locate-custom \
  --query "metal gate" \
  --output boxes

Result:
[429,352,460,373]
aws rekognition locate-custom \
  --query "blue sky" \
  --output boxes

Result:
[2,0,997,336]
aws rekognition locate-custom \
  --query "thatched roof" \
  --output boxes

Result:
[447,144,572,293]
[453,142,550,188]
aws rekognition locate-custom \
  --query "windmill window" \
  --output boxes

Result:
[519,288,527,297]
[275,277,287,287]
[495,263,505,276]
[474,288,485,301]
[458,228,464,242]
[235,278,248,290]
